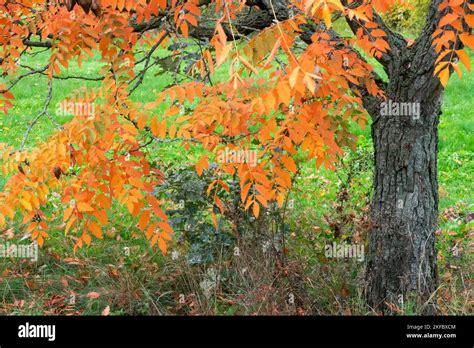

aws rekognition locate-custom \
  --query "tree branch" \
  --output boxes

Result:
[340,0,408,73]
[20,79,56,150]
[300,21,386,118]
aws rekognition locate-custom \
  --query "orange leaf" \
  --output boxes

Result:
[456,49,471,71]
[158,238,168,254]
[150,117,159,136]
[87,220,103,239]
[252,201,260,218]
[264,37,282,68]
[438,66,451,87]
[282,156,297,173]
[168,124,177,139]
[78,202,94,213]
[460,33,474,50]
[239,56,258,75]
[138,211,150,230]
[158,221,173,234]
[195,155,209,176]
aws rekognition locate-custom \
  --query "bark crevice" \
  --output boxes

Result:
[365,50,442,313]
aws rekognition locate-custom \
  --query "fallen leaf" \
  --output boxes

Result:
[86,291,101,299]
[102,305,110,316]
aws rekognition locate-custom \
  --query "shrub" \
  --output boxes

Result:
[382,0,431,34]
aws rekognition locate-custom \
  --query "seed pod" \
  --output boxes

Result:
[77,0,92,13]
[91,0,101,16]
[53,166,62,179]
[65,0,77,11]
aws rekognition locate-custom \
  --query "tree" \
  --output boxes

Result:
[0,0,472,314]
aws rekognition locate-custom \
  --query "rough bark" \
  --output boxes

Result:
[364,3,448,312]
[190,0,289,40]
[366,79,442,314]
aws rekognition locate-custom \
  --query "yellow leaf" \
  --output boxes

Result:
[0,204,14,219]
[322,3,331,29]
[289,67,300,88]
[216,43,232,67]
[329,0,344,11]
[252,201,260,218]
[20,199,32,211]
[78,202,94,213]
[63,207,73,222]
[65,216,77,235]
[303,74,316,94]
[438,66,450,87]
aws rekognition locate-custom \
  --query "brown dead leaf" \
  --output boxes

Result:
[341,287,350,298]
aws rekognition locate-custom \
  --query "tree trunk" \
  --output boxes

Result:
[365,49,444,314]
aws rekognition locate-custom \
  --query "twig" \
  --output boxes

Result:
[20,79,54,150]
[0,64,49,93]
[129,31,169,94]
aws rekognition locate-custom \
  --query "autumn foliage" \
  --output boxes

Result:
[0,0,472,253]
